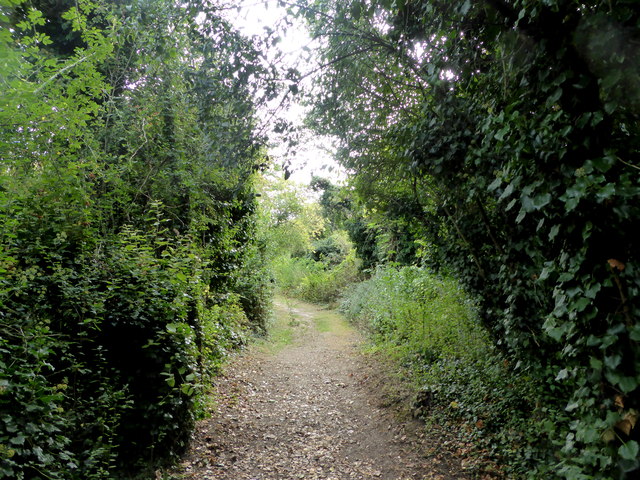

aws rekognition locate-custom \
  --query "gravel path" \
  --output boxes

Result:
[168,298,474,480]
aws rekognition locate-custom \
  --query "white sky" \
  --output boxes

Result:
[225,1,346,185]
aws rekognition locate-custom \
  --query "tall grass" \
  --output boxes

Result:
[340,265,489,363]
[273,250,361,304]
[340,266,547,478]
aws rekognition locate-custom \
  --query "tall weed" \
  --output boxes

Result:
[341,266,488,362]
[273,251,361,304]
[341,266,547,477]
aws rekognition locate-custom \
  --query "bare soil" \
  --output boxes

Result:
[166,298,481,480]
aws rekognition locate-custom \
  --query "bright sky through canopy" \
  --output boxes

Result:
[225,1,345,184]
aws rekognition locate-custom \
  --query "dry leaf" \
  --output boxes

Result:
[601,428,616,443]
[607,258,625,271]
[626,409,639,429]
[614,409,637,436]
[615,419,633,436]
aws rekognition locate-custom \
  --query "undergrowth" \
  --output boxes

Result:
[340,265,555,478]
[273,249,361,304]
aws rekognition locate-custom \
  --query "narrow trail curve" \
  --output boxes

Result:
[170,298,473,480]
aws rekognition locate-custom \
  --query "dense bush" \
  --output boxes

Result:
[309,230,352,266]
[305,0,640,476]
[273,250,361,304]
[0,1,272,478]
[341,266,485,361]
[259,171,361,304]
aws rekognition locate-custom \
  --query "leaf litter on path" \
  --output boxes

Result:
[163,298,485,480]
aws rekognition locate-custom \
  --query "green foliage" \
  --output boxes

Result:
[304,0,640,477]
[272,253,355,304]
[0,0,272,478]
[309,176,354,231]
[341,266,486,363]
[258,170,326,259]
[340,266,552,477]
[309,230,352,266]
[259,173,362,304]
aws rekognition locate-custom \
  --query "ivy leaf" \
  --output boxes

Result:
[539,266,551,281]
[546,87,563,107]
[618,441,639,461]
[565,400,580,412]
[596,183,615,201]
[532,192,551,210]
[591,155,616,172]
[9,433,26,446]
[522,195,535,212]
[617,376,638,394]
[498,182,514,200]
[494,126,509,141]
[488,177,501,191]
[574,297,591,312]
[601,70,622,91]
[604,355,622,370]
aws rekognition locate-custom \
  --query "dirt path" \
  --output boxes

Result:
[168,298,474,480]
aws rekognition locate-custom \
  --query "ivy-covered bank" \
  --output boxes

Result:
[302,0,640,478]
[0,1,271,478]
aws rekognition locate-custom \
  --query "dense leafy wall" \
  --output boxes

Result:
[0,0,270,478]
[303,0,640,477]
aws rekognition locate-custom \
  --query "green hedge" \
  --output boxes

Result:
[0,1,271,477]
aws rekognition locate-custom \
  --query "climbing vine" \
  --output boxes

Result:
[302,0,640,477]
[0,0,272,478]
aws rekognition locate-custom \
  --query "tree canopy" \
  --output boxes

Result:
[1,0,274,477]
[1,0,639,478]
[300,0,640,477]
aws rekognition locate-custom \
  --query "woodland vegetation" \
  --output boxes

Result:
[296,1,640,478]
[0,0,272,477]
[1,0,639,479]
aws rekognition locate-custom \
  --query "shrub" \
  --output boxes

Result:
[309,230,352,266]
[0,1,271,477]
[0,210,263,479]
[341,266,486,361]
[340,266,556,477]
[274,250,361,304]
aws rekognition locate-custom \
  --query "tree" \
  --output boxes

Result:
[302,0,640,477]
[0,0,272,477]
[258,169,325,259]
